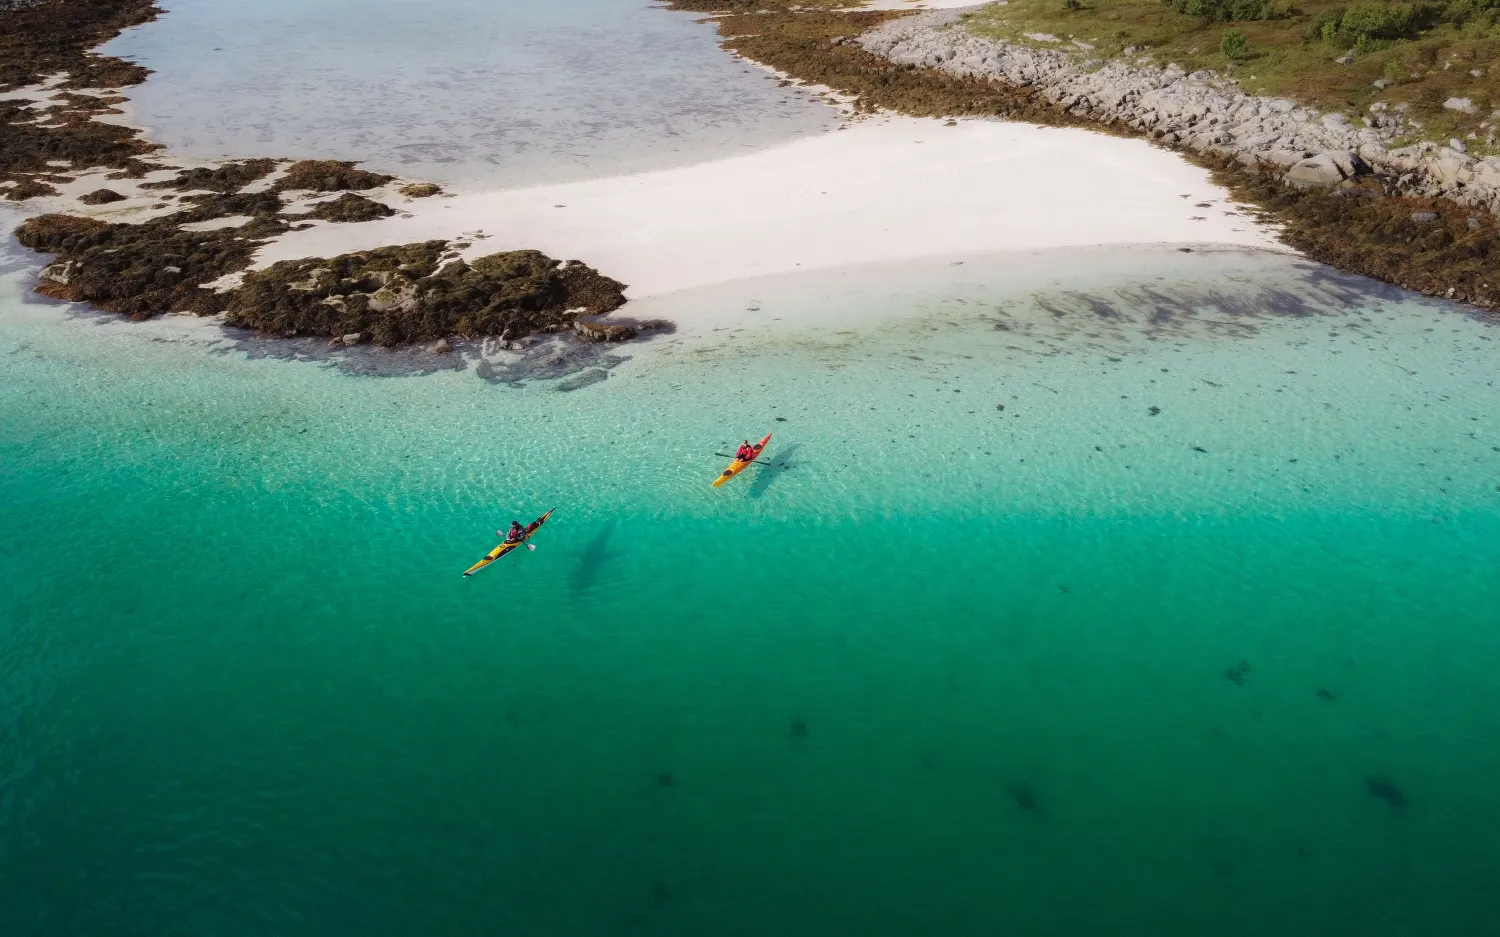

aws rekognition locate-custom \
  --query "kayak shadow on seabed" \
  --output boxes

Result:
[569,522,616,596]
[748,442,801,499]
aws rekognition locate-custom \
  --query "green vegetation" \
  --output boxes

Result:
[967,0,1500,153]
[1221,27,1252,57]
[1164,0,1291,22]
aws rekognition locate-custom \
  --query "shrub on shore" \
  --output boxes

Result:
[1162,0,1291,22]
[1220,28,1252,58]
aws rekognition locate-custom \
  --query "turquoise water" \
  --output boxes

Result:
[4,233,1500,934]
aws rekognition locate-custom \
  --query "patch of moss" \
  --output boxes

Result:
[293,192,396,223]
[273,160,395,193]
[140,158,279,193]
[224,242,628,346]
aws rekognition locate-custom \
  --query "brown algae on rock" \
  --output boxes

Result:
[1,0,165,193]
[140,158,279,193]
[397,182,443,198]
[15,209,283,317]
[294,192,396,223]
[272,159,395,193]
[224,242,627,346]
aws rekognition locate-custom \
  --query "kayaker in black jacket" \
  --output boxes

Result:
[500,520,526,544]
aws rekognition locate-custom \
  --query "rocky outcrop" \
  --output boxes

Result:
[140,159,278,193]
[3,177,58,200]
[224,243,629,347]
[857,10,1500,214]
[0,0,158,92]
[272,159,394,193]
[574,319,636,342]
[77,187,126,204]
[295,192,395,223]
[5,0,641,347]
[15,208,284,316]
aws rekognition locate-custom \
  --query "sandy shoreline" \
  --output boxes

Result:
[256,113,1284,301]
[3,0,1287,338]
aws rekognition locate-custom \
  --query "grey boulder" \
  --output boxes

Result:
[1284,153,1346,188]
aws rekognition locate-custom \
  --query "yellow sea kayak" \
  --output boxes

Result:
[463,508,555,576]
[712,433,771,488]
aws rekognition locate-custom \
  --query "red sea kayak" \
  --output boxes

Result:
[712,433,771,488]
[463,508,555,576]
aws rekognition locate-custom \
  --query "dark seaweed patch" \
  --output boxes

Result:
[1224,660,1251,686]
[556,367,610,392]
[1,1,163,191]
[76,187,125,205]
[273,159,394,193]
[140,158,278,193]
[15,210,281,317]
[293,192,396,224]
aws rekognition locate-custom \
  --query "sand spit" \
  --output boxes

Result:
[256,114,1282,301]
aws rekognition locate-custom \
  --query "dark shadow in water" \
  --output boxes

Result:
[988,254,1500,355]
[748,442,803,499]
[1005,781,1043,818]
[1366,775,1408,811]
[570,522,616,596]
[217,326,673,382]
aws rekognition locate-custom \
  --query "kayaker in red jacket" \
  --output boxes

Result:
[735,440,755,461]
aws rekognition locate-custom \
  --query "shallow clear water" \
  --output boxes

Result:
[97,0,838,187]
[3,229,1499,935]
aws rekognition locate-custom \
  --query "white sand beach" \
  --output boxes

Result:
[255,114,1284,300]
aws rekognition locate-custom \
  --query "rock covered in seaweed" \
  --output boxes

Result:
[3,177,58,200]
[14,204,288,317]
[295,192,396,223]
[273,159,394,193]
[1,1,166,193]
[0,0,159,92]
[140,158,278,193]
[77,187,127,204]
[223,242,628,346]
